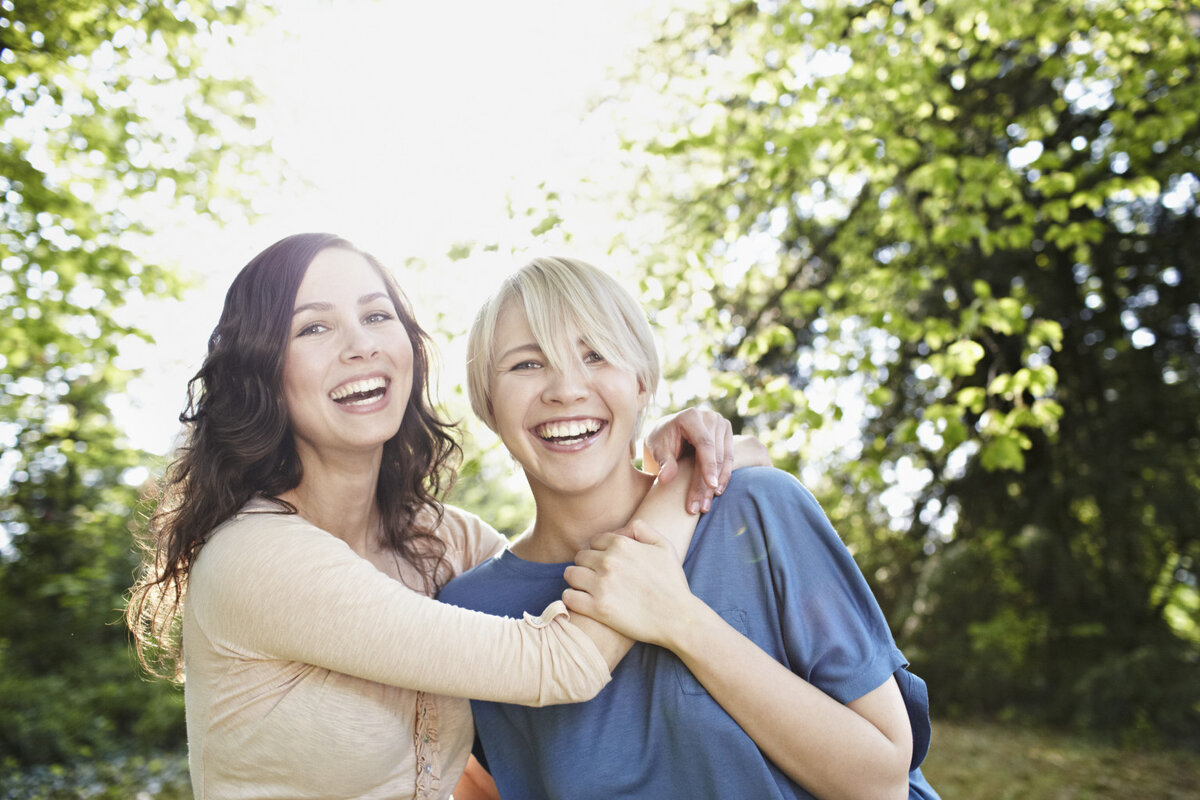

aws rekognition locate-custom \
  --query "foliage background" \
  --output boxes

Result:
[595,0,1200,740]
[0,0,271,767]
[1,0,1197,792]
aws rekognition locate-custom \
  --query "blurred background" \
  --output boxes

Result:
[1,0,1197,796]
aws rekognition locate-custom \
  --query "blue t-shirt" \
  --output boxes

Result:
[440,467,939,799]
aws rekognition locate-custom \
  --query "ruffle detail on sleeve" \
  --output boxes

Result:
[520,600,612,706]
[522,599,570,629]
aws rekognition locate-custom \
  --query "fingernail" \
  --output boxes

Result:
[688,501,700,515]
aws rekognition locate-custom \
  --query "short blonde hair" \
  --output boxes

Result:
[466,257,660,436]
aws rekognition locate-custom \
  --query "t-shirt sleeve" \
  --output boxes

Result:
[750,469,908,704]
[741,468,933,770]
[187,512,609,706]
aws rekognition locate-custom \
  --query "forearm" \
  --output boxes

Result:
[666,598,912,800]
[568,458,699,668]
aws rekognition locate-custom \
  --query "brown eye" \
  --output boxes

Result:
[297,322,327,337]
[364,311,394,324]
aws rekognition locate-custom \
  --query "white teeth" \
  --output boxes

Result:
[330,376,388,402]
[537,419,602,440]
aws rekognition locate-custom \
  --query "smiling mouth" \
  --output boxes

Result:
[535,419,605,445]
[330,377,389,406]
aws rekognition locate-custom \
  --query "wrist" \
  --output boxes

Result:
[656,592,712,652]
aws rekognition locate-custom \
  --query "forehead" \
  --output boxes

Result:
[294,248,389,306]
[495,293,588,337]
[493,299,536,345]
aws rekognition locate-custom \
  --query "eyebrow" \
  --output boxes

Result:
[292,292,390,316]
[496,342,544,363]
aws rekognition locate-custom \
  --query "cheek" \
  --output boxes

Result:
[280,347,323,423]
[490,381,530,435]
[280,374,309,430]
[394,331,416,370]
[613,375,645,412]
[280,360,302,412]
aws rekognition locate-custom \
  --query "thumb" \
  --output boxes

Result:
[627,519,667,548]
[652,452,679,485]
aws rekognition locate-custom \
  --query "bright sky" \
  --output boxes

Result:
[114,0,675,456]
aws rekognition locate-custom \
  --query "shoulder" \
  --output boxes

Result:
[436,504,508,571]
[700,466,848,566]
[438,503,501,543]
[188,505,368,628]
[714,466,820,515]
[201,502,317,557]
[192,505,340,586]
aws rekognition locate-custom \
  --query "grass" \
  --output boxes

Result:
[921,719,1200,799]
[0,752,191,799]
[3,721,1198,798]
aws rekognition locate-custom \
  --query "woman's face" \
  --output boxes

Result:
[489,299,646,499]
[281,248,414,463]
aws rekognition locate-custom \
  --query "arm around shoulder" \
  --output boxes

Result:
[191,512,611,707]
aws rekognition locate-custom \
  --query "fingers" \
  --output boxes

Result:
[562,558,620,624]
[579,528,664,559]
[687,466,713,515]
[678,408,720,488]
[563,563,595,590]
[644,409,714,486]
[585,530,629,550]
[685,411,723,513]
[561,586,596,617]
[654,453,680,486]
[717,423,735,491]
[643,426,682,484]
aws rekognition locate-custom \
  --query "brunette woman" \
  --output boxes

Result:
[125,233,747,800]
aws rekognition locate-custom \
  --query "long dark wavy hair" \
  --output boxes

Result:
[126,233,460,680]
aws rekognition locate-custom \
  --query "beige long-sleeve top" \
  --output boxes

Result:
[183,498,610,800]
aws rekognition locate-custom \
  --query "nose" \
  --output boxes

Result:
[542,361,588,405]
[340,322,379,361]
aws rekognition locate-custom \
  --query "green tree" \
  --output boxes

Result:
[0,0,270,764]
[616,0,1200,736]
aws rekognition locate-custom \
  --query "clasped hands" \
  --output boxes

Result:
[563,408,770,644]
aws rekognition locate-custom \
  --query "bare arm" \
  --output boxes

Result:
[567,431,774,669]
[661,591,912,799]
[452,755,500,800]
[564,457,699,669]
[563,526,912,800]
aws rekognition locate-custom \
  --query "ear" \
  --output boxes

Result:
[636,377,650,410]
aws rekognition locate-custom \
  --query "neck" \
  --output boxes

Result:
[280,445,383,556]
[514,465,655,563]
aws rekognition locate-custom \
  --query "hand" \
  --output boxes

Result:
[642,408,734,514]
[561,520,698,648]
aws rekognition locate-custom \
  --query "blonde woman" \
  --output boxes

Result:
[441,256,940,800]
